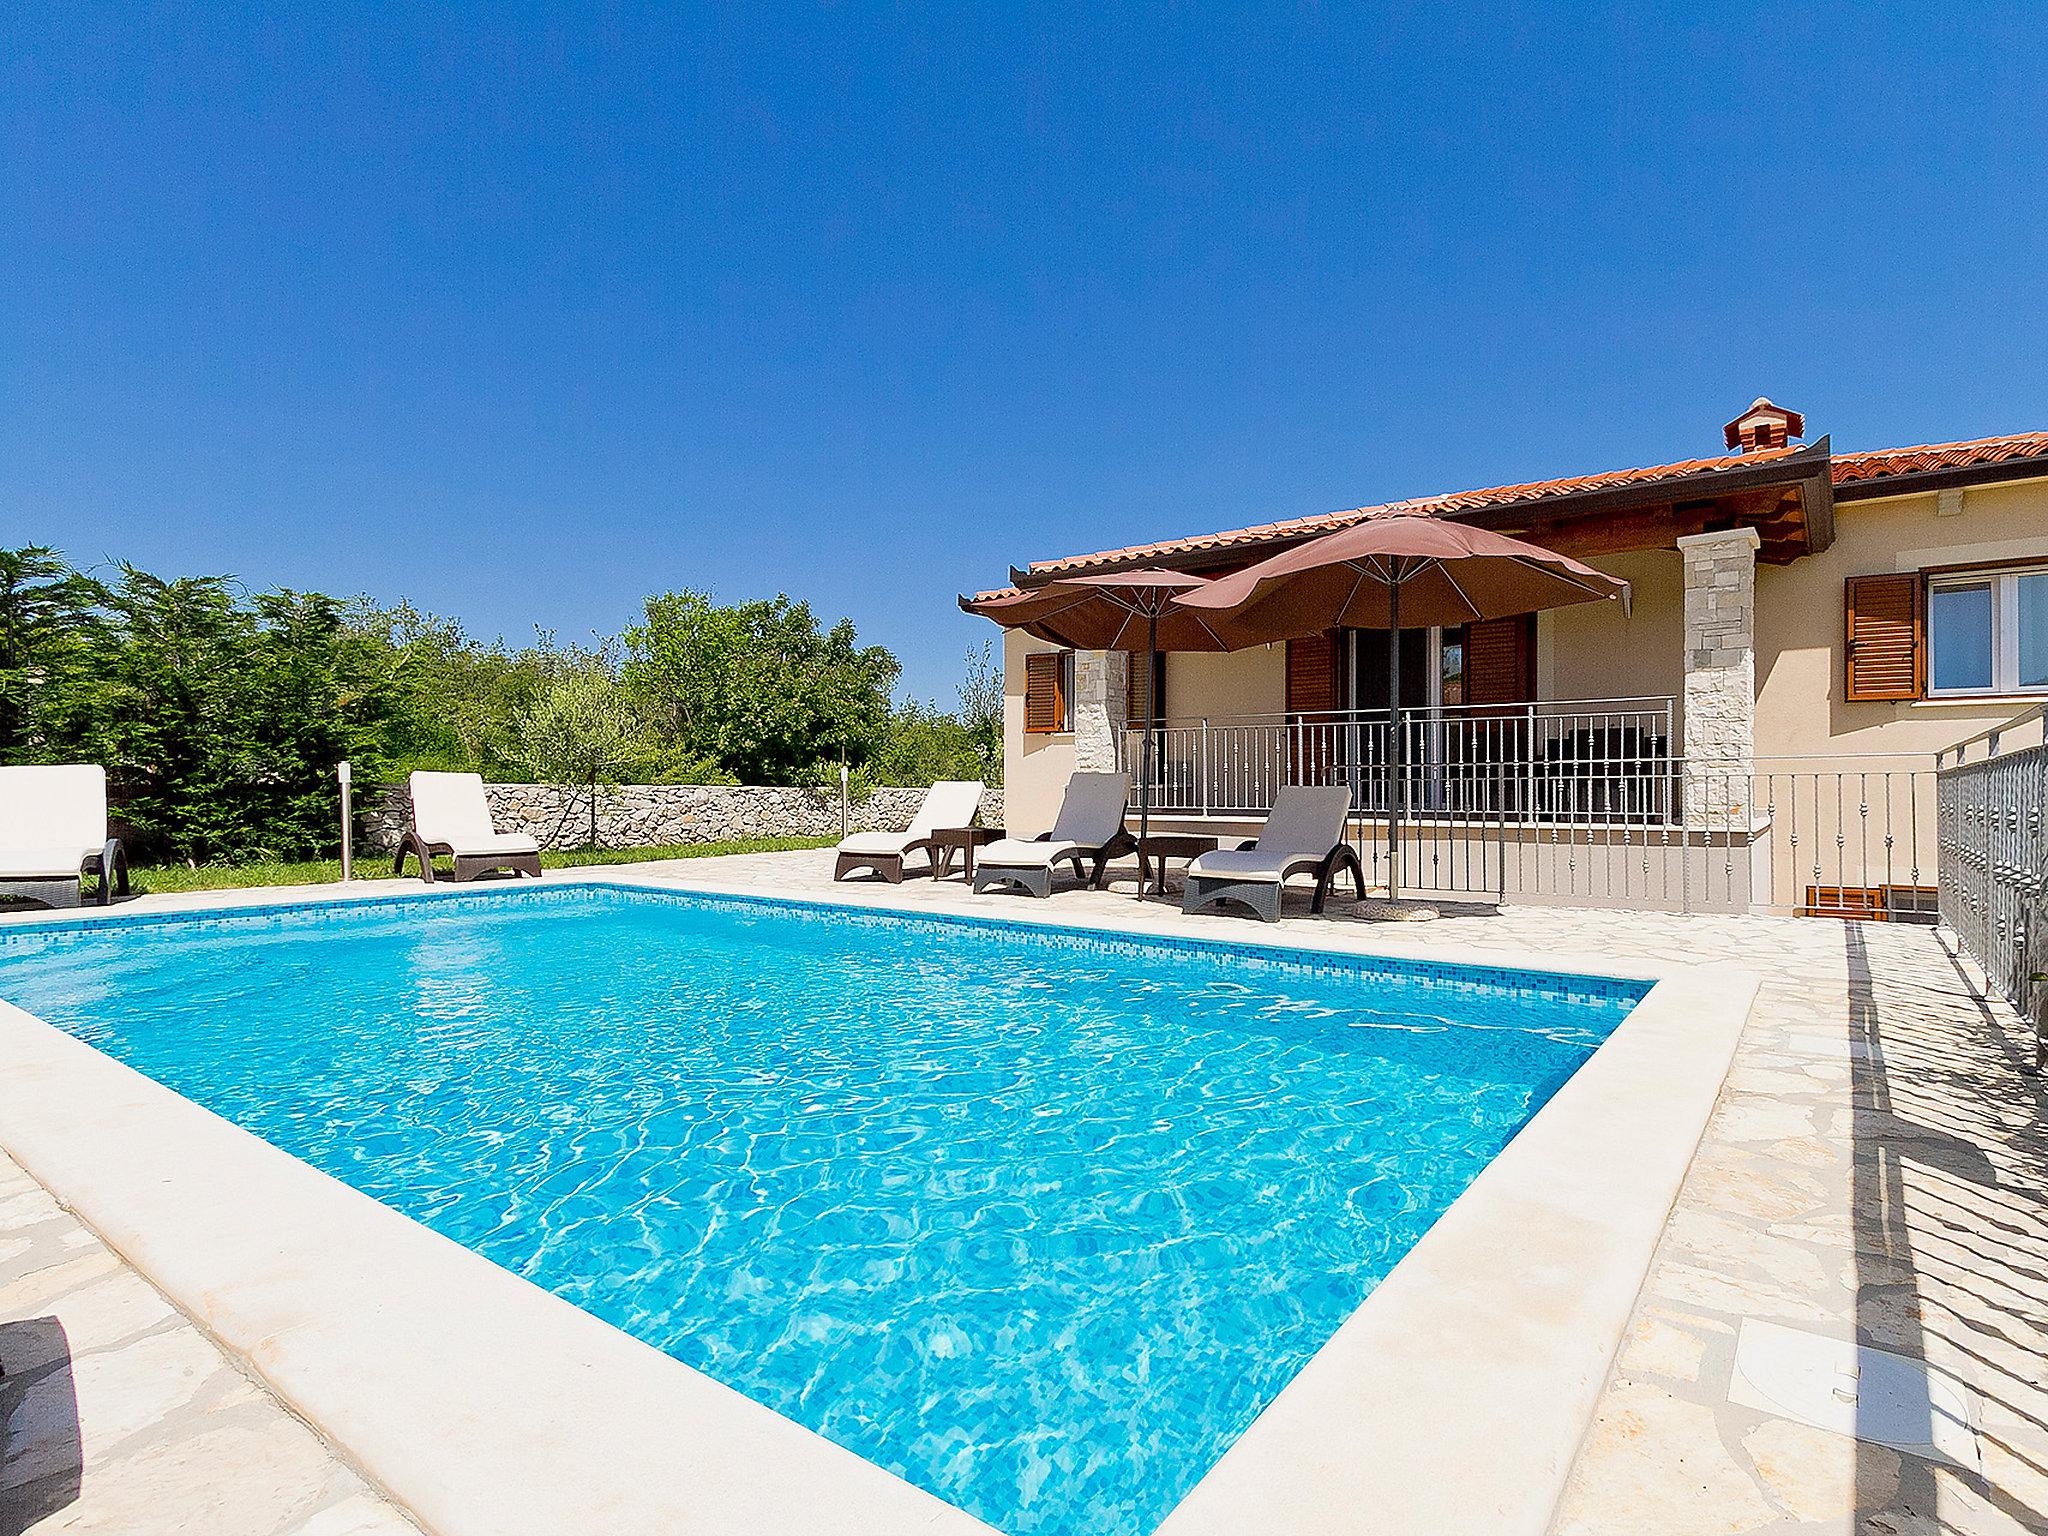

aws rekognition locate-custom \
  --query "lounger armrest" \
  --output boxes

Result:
[1229,837,1259,852]
[94,837,129,903]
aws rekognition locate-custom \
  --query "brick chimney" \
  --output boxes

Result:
[1723,397,1805,453]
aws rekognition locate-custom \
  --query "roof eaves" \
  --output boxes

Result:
[1019,440,1824,582]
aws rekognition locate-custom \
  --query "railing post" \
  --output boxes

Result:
[1524,702,1538,820]
[1200,718,1211,819]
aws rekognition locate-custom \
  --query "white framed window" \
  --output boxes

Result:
[1927,565,2048,696]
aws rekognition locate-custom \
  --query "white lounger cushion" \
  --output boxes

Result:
[0,765,108,868]
[1182,849,1321,884]
[837,830,919,856]
[1187,785,1353,883]
[977,772,1129,870]
[452,832,543,856]
[1046,772,1128,847]
[903,780,985,840]
[977,837,1081,869]
[409,772,540,855]
[0,846,100,878]
[836,780,985,857]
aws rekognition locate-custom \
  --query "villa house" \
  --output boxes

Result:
[983,400,2048,914]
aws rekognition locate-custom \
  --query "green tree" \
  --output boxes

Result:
[0,546,108,761]
[958,640,1003,784]
[861,699,982,790]
[348,601,567,779]
[625,591,899,784]
[507,661,646,846]
[77,570,395,862]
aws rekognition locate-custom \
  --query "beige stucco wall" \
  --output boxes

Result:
[1158,644,1288,721]
[1539,548,1686,723]
[1003,629,1078,834]
[1483,480,2048,764]
[1000,633,1292,833]
[1753,475,2048,763]
[996,475,2048,819]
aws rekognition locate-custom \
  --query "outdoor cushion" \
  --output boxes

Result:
[1183,848,1320,884]
[1046,772,1128,847]
[1185,786,1354,885]
[1252,785,1353,856]
[0,765,107,857]
[837,830,919,856]
[978,837,1081,868]
[836,780,985,860]
[0,845,97,879]
[410,772,510,847]
[444,831,541,856]
[902,780,985,839]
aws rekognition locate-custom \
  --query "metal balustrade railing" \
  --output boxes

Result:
[1936,707,2048,1068]
[1122,698,1677,820]
[1119,705,1938,919]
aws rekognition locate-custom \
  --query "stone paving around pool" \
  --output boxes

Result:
[0,1148,421,1536]
[3,846,2044,1534]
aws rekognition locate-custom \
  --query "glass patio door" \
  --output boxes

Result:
[1345,628,1463,812]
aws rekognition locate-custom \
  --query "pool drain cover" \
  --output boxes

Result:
[1729,1319,1982,1472]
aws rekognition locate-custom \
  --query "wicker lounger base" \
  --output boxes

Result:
[971,831,1134,898]
[2,841,129,911]
[832,839,940,884]
[1182,846,1365,923]
[2,878,84,911]
[396,834,542,885]
[971,861,1065,898]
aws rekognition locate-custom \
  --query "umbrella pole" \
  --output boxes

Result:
[1387,578,1402,902]
[1140,611,1156,855]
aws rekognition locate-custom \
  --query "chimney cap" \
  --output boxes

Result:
[1724,397,1806,452]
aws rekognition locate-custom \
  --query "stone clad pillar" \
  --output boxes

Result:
[1679,527,1760,823]
[1070,650,1130,773]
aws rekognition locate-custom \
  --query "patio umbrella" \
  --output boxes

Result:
[1174,510,1627,899]
[959,569,1229,850]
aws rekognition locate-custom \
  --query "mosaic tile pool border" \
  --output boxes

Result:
[0,879,1652,1011]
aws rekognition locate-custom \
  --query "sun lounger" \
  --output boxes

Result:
[833,779,986,882]
[972,772,1134,898]
[0,765,128,910]
[396,772,543,884]
[1182,784,1362,922]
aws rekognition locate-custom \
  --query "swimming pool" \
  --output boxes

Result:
[0,885,1646,1535]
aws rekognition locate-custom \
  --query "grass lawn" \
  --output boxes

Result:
[126,837,836,895]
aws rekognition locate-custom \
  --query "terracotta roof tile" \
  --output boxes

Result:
[1830,431,2048,486]
[1019,430,2048,579]
[1024,445,1802,576]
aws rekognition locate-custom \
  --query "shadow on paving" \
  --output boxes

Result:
[0,1315,84,1536]
[1845,921,2048,1531]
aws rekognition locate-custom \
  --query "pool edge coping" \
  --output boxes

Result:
[0,871,1755,1536]
[1157,955,1756,1535]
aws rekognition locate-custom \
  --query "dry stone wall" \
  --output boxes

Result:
[358,782,1004,853]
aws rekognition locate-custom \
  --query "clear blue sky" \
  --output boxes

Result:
[4,5,2044,704]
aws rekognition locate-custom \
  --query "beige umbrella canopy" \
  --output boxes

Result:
[1174,509,1627,643]
[959,570,1228,652]
[1174,510,1628,898]
[960,569,1228,845]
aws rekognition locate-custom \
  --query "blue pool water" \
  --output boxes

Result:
[0,885,1644,1534]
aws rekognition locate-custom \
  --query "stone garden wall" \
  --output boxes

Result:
[358,782,1004,854]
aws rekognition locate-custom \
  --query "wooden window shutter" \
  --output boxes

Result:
[1466,617,1534,706]
[1845,574,1925,701]
[1024,650,1067,733]
[1286,633,1340,714]
[1126,651,1165,722]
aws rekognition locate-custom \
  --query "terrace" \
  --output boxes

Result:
[1111,695,1941,917]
